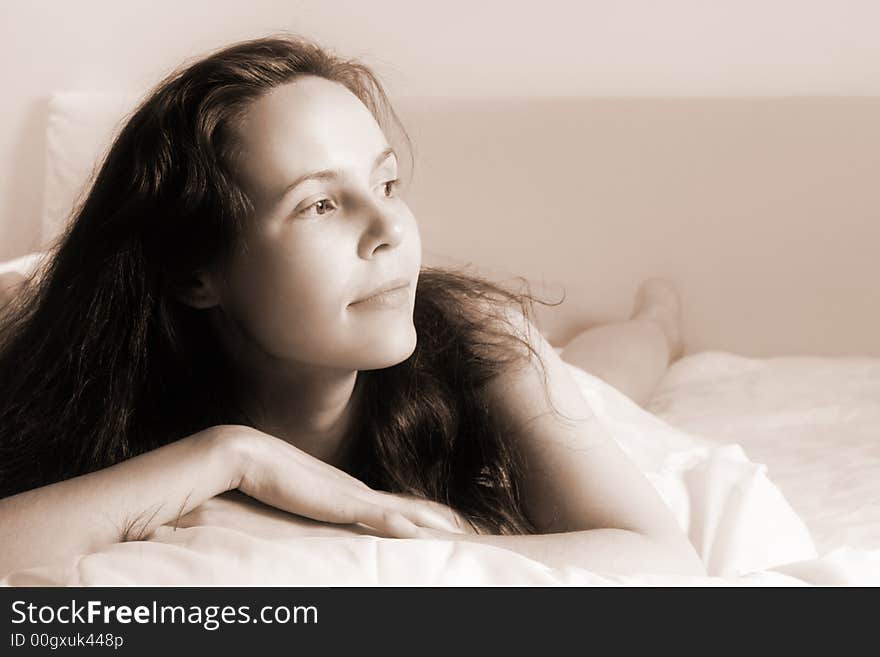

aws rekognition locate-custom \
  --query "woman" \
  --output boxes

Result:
[0,35,703,578]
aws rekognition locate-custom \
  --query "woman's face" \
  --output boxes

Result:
[210,76,421,372]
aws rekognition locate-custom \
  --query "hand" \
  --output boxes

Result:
[409,527,484,541]
[377,492,483,537]
[214,425,474,539]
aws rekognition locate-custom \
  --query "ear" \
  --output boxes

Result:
[171,270,221,310]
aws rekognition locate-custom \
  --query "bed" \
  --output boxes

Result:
[0,326,877,586]
[0,92,878,586]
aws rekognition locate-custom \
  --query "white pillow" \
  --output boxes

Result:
[42,92,140,248]
[0,252,47,276]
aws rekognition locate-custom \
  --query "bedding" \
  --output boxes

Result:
[648,351,880,555]
[0,253,42,312]
[0,252,43,276]
[1,345,878,586]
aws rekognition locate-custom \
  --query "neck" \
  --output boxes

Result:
[210,312,364,470]
[245,364,363,469]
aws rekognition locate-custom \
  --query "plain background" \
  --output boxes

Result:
[1,0,878,356]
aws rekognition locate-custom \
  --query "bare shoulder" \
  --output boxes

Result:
[476,299,595,436]
[477,301,687,538]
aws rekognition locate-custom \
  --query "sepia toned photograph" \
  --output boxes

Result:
[1,0,878,592]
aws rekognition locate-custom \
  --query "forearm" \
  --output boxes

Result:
[0,427,241,576]
[455,529,707,577]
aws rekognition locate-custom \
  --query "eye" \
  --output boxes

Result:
[381,179,400,198]
[300,198,336,217]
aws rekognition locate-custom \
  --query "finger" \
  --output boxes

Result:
[277,496,422,540]
[402,505,462,533]
[294,451,371,491]
[373,492,466,534]
[358,506,423,539]
[322,495,423,539]
[417,507,470,534]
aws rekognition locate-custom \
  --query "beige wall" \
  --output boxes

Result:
[4,0,880,259]
[397,97,880,358]
[1,1,879,357]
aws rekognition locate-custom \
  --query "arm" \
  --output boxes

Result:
[422,527,703,576]
[461,306,706,577]
[0,426,240,576]
[0,425,470,577]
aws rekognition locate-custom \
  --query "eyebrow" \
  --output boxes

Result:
[280,146,397,200]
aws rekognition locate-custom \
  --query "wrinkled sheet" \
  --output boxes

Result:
[648,351,880,555]
[3,357,879,586]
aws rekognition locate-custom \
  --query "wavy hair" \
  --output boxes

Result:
[0,35,563,534]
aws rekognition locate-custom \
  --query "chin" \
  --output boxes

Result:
[358,326,418,370]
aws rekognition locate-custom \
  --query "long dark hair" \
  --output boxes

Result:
[0,35,562,534]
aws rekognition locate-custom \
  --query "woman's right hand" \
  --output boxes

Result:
[214,424,471,539]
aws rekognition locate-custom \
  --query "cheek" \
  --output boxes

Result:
[410,223,422,262]
[223,244,353,356]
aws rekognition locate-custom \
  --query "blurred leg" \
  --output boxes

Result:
[559,280,683,407]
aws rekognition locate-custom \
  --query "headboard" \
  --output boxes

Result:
[29,93,880,357]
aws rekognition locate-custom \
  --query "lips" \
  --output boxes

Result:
[350,278,411,304]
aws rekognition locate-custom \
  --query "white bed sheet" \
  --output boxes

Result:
[647,351,880,555]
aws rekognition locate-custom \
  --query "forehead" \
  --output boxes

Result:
[233,76,390,196]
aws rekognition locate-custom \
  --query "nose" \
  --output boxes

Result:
[358,199,405,259]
